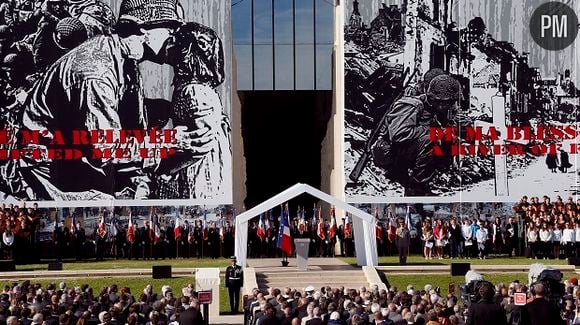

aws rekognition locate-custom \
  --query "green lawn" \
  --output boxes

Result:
[384,272,578,298]
[1,276,235,315]
[340,256,570,266]
[15,258,230,271]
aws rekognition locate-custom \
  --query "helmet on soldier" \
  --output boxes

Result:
[427,74,461,102]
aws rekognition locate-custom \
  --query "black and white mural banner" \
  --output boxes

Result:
[344,0,579,203]
[0,0,232,206]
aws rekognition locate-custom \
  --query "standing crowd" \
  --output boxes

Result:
[412,196,580,262]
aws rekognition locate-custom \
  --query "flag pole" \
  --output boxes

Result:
[176,208,179,259]
[281,204,289,266]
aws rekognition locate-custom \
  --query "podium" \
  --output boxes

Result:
[294,238,310,271]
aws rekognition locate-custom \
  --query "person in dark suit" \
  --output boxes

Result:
[141,221,152,260]
[521,282,566,325]
[178,304,204,325]
[255,304,280,325]
[305,307,323,325]
[466,281,508,325]
[73,221,85,261]
[225,256,243,314]
[395,222,410,265]
[166,221,176,258]
[337,221,345,256]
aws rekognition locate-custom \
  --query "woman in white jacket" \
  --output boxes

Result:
[562,222,576,257]
[527,224,539,259]
[539,223,553,259]
[553,224,563,259]
[475,221,488,259]
[462,219,473,259]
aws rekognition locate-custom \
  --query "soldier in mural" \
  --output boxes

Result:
[374,74,461,196]
[345,0,579,201]
[0,0,232,205]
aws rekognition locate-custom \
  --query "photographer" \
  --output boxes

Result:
[466,281,508,325]
[521,282,565,325]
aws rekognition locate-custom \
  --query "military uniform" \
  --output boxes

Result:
[374,74,459,196]
[225,257,243,314]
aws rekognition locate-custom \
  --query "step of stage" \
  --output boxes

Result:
[255,269,368,291]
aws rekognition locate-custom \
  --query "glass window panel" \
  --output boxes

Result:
[295,0,314,44]
[254,44,274,90]
[254,0,273,45]
[274,0,293,46]
[235,45,253,90]
[275,45,294,90]
[296,45,315,89]
[232,0,252,45]
[316,44,332,90]
[315,0,334,45]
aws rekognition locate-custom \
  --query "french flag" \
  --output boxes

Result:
[127,211,135,243]
[174,213,182,239]
[153,215,161,243]
[257,214,266,241]
[277,206,293,255]
[317,207,325,240]
[328,208,337,239]
[388,212,397,242]
[375,208,383,240]
[344,215,352,238]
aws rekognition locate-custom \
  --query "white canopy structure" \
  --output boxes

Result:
[234,183,378,267]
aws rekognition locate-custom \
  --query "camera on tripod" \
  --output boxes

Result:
[459,270,493,308]
[529,264,565,309]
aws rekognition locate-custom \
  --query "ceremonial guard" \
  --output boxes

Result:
[209,223,220,259]
[166,221,176,258]
[192,221,202,258]
[73,220,85,261]
[338,220,345,256]
[53,220,66,261]
[223,221,234,258]
[225,256,243,314]
[95,217,107,261]
[141,221,152,260]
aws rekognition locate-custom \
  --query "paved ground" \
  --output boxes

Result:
[247,257,357,271]
[212,314,244,324]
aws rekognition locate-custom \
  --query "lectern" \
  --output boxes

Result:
[294,238,310,271]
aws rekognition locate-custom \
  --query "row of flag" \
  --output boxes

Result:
[256,207,342,240]
[87,205,412,254]
[96,210,226,245]
[252,206,347,256]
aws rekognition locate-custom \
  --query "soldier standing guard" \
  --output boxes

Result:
[225,256,243,314]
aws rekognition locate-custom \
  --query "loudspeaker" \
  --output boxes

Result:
[450,263,470,276]
[568,257,580,266]
[0,260,15,271]
[47,262,62,271]
[152,265,172,279]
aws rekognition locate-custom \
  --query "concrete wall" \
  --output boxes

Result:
[321,0,345,208]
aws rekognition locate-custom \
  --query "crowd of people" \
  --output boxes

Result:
[412,195,580,262]
[0,203,42,263]
[2,194,580,264]
[0,280,209,325]
[243,274,577,325]
[0,274,573,325]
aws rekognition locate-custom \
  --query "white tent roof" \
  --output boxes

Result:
[234,183,378,267]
